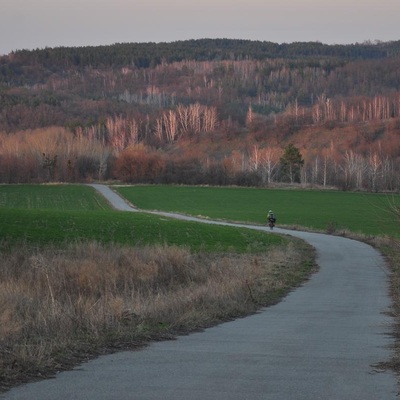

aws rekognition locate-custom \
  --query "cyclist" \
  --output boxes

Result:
[267,210,276,228]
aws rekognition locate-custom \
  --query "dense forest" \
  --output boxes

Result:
[0,38,400,190]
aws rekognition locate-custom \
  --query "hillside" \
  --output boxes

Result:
[0,39,399,190]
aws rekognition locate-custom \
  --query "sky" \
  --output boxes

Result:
[1,0,399,56]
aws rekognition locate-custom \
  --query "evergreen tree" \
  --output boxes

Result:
[280,144,304,183]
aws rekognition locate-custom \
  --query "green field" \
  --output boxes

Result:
[1,184,398,249]
[0,185,284,252]
[0,184,110,211]
[115,185,400,237]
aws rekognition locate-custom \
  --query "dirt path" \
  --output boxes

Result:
[3,184,398,399]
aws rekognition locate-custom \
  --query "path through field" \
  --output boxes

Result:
[2,184,398,399]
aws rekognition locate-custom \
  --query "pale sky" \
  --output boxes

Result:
[1,0,399,56]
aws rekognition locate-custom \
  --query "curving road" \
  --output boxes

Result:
[2,184,398,399]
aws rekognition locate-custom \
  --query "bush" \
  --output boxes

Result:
[113,146,165,183]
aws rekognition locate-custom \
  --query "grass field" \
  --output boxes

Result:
[0,185,284,252]
[0,184,110,211]
[114,185,400,237]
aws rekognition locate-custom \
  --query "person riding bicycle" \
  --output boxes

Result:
[267,210,276,224]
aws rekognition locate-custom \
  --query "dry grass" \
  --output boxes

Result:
[332,195,400,374]
[369,236,400,372]
[0,239,315,392]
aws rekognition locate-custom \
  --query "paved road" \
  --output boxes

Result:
[90,184,139,212]
[2,185,398,399]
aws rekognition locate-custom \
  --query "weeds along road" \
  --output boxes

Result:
[3,184,398,399]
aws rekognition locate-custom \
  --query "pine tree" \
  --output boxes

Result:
[280,144,304,183]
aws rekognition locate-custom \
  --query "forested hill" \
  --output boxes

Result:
[3,38,400,69]
[1,39,400,190]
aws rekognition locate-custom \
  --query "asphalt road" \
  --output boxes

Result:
[2,184,398,399]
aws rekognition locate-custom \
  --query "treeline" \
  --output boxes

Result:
[1,126,399,192]
[3,39,400,71]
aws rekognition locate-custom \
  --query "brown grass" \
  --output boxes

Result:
[0,239,316,392]
[369,236,400,373]
[322,204,400,375]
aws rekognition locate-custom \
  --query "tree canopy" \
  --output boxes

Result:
[280,144,304,183]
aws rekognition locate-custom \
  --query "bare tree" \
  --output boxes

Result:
[341,150,367,190]
[249,145,261,172]
[368,151,383,192]
[177,104,190,134]
[154,117,164,142]
[189,103,201,133]
[312,103,322,124]
[261,147,279,184]
[163,110,178,142]
[203,106,218,132]
[246,105,254,127]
